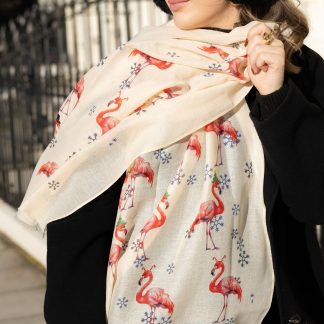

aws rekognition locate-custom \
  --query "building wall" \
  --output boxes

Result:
[300,0,324,57]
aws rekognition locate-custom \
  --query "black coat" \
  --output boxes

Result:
[245,44,324,324]
[44,45,324,324]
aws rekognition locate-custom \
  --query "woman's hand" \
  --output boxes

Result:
[245,22,285,95]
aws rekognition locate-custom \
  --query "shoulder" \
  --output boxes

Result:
[292,44,324,72]
[289,44,324,107]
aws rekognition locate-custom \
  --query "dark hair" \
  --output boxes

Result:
[237,0,309,73]
[152,0,172,15]
[152,0,309,74]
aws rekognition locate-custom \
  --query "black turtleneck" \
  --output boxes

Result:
[199,26,232,33]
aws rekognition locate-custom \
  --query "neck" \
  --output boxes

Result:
[199,3,240,32]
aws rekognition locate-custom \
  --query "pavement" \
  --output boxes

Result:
[0,232,46,324]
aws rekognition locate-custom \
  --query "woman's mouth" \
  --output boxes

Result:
[167,0,190,12]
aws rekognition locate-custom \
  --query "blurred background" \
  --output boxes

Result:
[0,0,323,322]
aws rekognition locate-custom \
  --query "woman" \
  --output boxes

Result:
[16,0,324,323]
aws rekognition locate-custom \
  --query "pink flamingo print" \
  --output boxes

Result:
[118,174,131,211]
[135,192,170,261]
[204,117,238,166]
[151,86,183,104]
[159,86,182,99]
[209,255,242,323]
[198,45,230,60]
[188,172,224,250]
[136,264,174,323]
[108,217,128,282]
[122,156,154,210]
[129,49,173,70]
[198,45,247,80]
[125,49,173,86]
[37,161,59,177]
[132,102,147,114]
[131,86,183,115]
[60,77,85,116]
[96,94,128,135]
[186,134,202,159]
[227,54,248,80]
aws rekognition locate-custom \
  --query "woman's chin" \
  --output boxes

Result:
[172,15,201,30]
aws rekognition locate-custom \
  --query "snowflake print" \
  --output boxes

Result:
[210,215,224,232]
[209,63,223,71]
[88,133,98,144]
[153,148,172,164]
[186,174,197,185]
[65,151,77,161]
[244,161,253,178]
[158,315,172,324]
[141,310,157,324]
[122,240,128,251]
[49,137,57,148]
[161,152,172,164]
[88,105,96,116]
[185,229,191,239]
[204,163,213,181]
[130,62,142,75]
[119,79,131,90]
[134,255,147,268]
[116,296,128,309]
[153,149,164,159]
[223,131,241,147]
[135,108,147,116]
[96,55,108,67]
[131,238,141,252]
[234,276,241,284]
[231,228,239,239]
[225,318,235,324]
[109,137,117,146]
[166,263,175,274]
[232,204,240,216]
[123,184,133,201]
[203,72,215,77]
[238,250,250,267]
[250,293,254,303]
[236,237,245,251]
[167,51,179,58]
[171,167,185,185]
[117,42,126,51]
[231,41,241,49]
[48,180,60,190]
[219,174,231,190]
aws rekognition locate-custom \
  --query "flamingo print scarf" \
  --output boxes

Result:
[16,17,277,323]
[16,18,269,236]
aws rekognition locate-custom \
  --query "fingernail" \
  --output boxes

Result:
[244,38,248,47]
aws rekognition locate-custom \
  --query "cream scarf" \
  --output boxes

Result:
[16,19,271,237]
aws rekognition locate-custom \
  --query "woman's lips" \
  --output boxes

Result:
[167,0,189,12]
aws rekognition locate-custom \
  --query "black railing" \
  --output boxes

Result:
[0,0,170,207]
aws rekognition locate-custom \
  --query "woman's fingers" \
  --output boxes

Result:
[246,22,284,74]
[248,43,285,74]
[245,22,285,95]
[246,22,278,44]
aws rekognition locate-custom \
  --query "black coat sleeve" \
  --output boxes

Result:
[248,45,324,225]
[44,171,126,324]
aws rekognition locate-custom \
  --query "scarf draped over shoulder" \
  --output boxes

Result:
[16,19,275,236]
